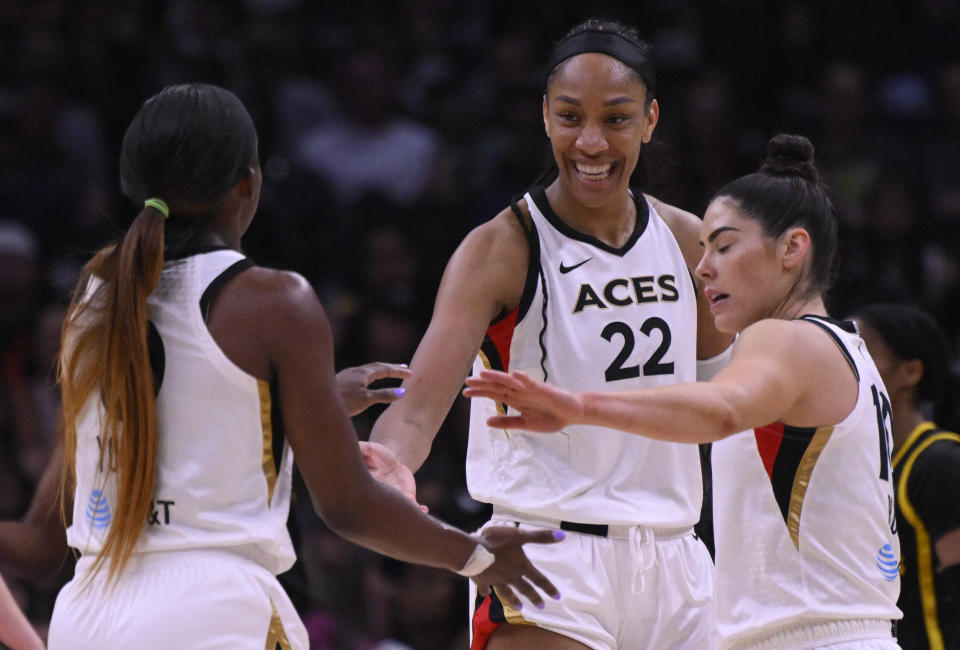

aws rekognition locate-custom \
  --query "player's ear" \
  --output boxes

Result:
[898,358,924,391]
[641,98,659,143]
[780,227,811,272]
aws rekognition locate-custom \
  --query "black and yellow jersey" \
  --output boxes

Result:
[893,421,960,650]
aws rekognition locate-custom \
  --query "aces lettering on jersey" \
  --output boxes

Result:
[573,274,679,312]
[570,274,680,383]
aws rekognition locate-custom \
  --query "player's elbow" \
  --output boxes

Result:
[310,480,377,539]
[1,531,68,584]
[314,498,364,537]
[709,396,747,441]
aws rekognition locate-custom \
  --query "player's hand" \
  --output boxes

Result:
[463,370,583,432]
[472,526,563,610]
[358,440,428,513]
[336,362,412,415]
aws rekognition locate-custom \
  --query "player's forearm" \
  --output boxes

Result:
[580,383,741,444]
[0,521,67,582]
[0,442,68,581]
[323,473,475,571]
[369,410,436,472]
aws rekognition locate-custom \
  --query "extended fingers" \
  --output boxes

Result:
[490,570,560,611]
[361,362,412,383]
[512,576,547,609]
[480,369,528,390]
[462,385,510,402]
[492,584,524,611]
[520,529,566,545]
[486,415,528,429]
[364,386,408,405]
[523,564,560,602]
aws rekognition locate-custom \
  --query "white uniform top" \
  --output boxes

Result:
[467,187,701,527]
[711,316,901,648]
[66,249,296,576]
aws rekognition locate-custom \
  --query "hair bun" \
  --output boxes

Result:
[761,133,818,182]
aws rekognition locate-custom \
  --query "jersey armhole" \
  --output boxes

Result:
[199,258,256,325]
[798,315,860,382]
[508,196,540,323]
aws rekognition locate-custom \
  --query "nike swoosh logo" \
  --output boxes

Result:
[559,258,593,274]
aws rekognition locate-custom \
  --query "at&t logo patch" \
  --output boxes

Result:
[86,489,112,530]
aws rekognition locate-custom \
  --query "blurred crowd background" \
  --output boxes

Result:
[1,0,958,647]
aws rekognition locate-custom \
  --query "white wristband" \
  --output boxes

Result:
[456,544,495,577]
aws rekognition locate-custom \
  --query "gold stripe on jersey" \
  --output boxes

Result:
[896,423,960,650]
[477,349,509,419]
[264,601,291,649]
[787,425,834,548]
[258,380,278,502]
[494,587,533,626]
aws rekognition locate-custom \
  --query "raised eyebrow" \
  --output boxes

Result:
[699,226,740,246]
[553,95,581,106]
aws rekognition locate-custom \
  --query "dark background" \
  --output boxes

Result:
[1,1,958,648]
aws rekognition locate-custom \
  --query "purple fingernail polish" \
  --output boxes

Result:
[394,387,405,397]
[536,602,545,610]
[553,530,566,540]
[553,592,562,600]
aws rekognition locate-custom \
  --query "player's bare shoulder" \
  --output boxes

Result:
[465,199,532,260]
[644,193,703,267]
[444,198,532,312]
[736,318,836,378]
[214,266,328,343]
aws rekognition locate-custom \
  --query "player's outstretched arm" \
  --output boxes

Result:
[367,209,530,477]
[0,437,68,583]
[466,320,812,444]
[231,266,561,607]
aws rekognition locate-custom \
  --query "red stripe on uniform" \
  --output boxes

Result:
[754,422,785,480]
[471,596,499,650]
[486,308,518,371]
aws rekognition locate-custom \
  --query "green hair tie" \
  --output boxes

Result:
[143,198,170,218]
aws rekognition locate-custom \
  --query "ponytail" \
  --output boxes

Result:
[58,82,258,585]
[59,204,166,584]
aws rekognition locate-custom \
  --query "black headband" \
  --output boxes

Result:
[545,29,656,93]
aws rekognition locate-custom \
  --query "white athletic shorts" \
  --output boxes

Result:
[48,548,307,649]
[470,509,715,650]
[730,619,900,650]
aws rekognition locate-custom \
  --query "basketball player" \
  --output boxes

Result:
[0,360,415,580]
[45,83,560,650]
[363,19,733,650]
[851,304,960,649]
[465,134,904,649]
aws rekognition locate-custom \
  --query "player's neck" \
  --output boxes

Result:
[545,184,636,247]
[891,404,927,451]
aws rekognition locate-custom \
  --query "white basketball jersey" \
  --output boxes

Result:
[67,249,296,576]
[466,188,701,527]
[711,316,901,648]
